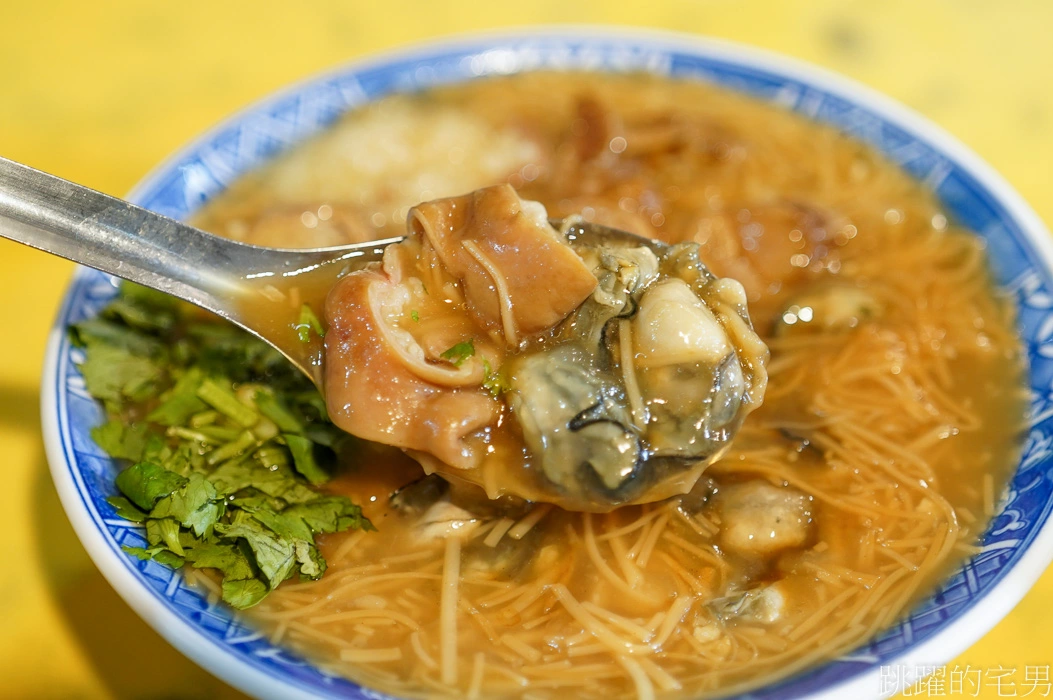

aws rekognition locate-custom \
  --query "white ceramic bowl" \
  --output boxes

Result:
[42,28,1053,700]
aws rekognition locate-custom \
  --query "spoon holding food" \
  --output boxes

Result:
[0,157,664,384]
[0,156,767,511]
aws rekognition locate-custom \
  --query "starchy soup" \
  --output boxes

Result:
[181,72,1028,698]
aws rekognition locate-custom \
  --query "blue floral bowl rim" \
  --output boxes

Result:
[40,26,1053,700]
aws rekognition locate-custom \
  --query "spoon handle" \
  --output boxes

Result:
[0,156,251,317]
[0,155,400,385]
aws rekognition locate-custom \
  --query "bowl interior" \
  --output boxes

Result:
[44,32,1053,700]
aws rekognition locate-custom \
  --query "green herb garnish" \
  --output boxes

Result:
[410,310,420,323]
[482,358,510,398]
[440,339,475,367]
[73,282,373,610]
[295,303,325,343]
[197,379,259,428]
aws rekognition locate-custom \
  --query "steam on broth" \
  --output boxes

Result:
[190,72,1028,698]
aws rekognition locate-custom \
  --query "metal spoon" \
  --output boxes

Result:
[0,156,661,388]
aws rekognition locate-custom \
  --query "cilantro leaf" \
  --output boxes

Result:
[119,281,178,313]
[216,512,297,589]
[150,472,224,538]
[104,296,176,334]
[80,344,163,403]
[153,549,186,568]
[160,443,198,478]
[295,540,325,579]
[147,367,207,426]
[183,540,256,582]
[115,462,188,511]
[71,317,164,357]
[250,508,314,542]
[295,304,325,343]
[255,391,304,434]
[284,434,331,485]
[149,517,185,556]
[121,545,155,561]
[121,544,186,569]
[222,578,269,609]
[107,495,148,523]
[440,339,475,367]
[188,324,288,383]
[285,496,375,534]
[208,459,303,500]
[92,421,154,461]
[482,358,510,398]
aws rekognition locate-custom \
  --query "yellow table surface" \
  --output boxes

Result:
[1,1,1051,698]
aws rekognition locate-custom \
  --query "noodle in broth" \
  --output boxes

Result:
[192,72,1027,699]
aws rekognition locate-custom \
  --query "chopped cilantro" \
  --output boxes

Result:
[119,281,178,314]
[151,517,185,556]
[410,310,420,323]
[92,421,154,462]
[150,472,224,538]
[222,578,269,609]
[166,425,216,445]
[153,549,186,568]
[121,545,155,561]
[256,390,304,433]
[70,317,163,357]
[482,358,510,398]
[115,462,188,511]
[295,304,325,343]
[121,545,187,569]
[284,433,331,486]
[75,284,373,609]
[183,540,256,581]
[196,379,259,428]
[147,367,207,426]
[216,510,297,588]
[104,296,176,334]
[106,496,147,523]
[440,339,475,367]
[205,430,259,466]
[286,496,376,534]
[80,344,162,405]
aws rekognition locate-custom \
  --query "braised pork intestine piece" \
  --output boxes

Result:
[409,183,598,346]
[325,185,595,473]
[323,268,501,469]
[326,185,768,511]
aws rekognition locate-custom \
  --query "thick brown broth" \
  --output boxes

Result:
[235,255,360,387]
[192,72,1028,699]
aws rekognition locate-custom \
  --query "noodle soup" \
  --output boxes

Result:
[192,72,1027,698]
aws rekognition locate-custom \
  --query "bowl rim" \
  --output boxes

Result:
[41,25,1053,700]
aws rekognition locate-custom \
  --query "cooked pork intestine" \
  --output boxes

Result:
[323,268,501,470]
[408,183,598,345]
[324,185,767,510]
